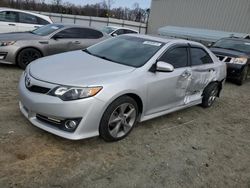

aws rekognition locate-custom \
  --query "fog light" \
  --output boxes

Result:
[65,120,77,130]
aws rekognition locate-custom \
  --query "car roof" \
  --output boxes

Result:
[52,23,105,30]
[127,34,204,46]
[0,7,51,22]
[106,25,138,32]
[218,37,250,43]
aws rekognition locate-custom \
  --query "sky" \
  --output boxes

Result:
[58,0,151,9]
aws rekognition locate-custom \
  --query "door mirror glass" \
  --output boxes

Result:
[156,61,174,72]
[111,33,118,37]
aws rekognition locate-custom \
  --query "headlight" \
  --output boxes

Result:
[0,41,16,46]
[233,57,248,64]
[49,86,102,101]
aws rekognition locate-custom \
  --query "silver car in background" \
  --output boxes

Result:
[0,23,109,68]
[18,35,226,142]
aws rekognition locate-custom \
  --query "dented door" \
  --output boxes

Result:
[184,46,217,103]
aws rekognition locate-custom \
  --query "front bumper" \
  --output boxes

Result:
[0,45,19,64]
[18,73,106,140]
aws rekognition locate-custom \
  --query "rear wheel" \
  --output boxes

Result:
[99,96,138,142]
[17,48,42,69]
[201,82,219,108]
[236,66,248,85]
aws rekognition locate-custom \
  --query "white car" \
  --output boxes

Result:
[101,26,138,36]
[0,8,53,33]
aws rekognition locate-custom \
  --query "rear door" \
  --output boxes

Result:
[146,45,192,115]
[17,12,42,32]
[0,11,18,33]
[185,46,216,102]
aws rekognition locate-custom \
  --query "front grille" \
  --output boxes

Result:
[27,85,51,94]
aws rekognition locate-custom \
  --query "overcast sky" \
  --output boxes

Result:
[56,0,151,9]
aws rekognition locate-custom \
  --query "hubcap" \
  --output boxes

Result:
[22,51,40,65]
[108,103,136,138]
[208,88,218,106]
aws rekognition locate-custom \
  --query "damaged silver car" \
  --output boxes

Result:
[18,35,226,142]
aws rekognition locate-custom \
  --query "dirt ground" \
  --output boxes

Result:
[0,64,249,188]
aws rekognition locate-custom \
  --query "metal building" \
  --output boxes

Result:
[148,0,250,34]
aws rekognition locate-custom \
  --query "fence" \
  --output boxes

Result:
[33,11,147,34]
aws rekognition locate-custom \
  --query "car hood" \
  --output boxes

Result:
[210,47,249,58]
[0,32,42,41]
[29,50,136,86]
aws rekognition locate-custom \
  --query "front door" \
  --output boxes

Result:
[146,45,191,115]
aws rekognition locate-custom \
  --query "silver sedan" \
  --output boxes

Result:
[18,35,226,142]
[0,23,109,69]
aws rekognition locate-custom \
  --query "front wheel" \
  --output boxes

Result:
[17,48,42,69]
[99,96,138,142]
[201,82,219,108]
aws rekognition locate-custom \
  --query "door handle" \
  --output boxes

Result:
[208,68,215,72]
[8,23,16,26]
[34,26,40,29]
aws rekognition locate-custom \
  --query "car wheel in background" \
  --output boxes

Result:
[201,82,219,108]
[17,48,42,69]
[99,96,138,142]
[236,66,248,86]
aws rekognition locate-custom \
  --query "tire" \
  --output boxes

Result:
[201,82,219,108]
[236,66,248,86]
[99,96,138,142]
[17,48,42,69]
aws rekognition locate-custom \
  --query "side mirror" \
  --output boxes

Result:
[111,33,118,37]
[156,61,174,72]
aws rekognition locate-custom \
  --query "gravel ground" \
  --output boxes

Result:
[0,64,249,188]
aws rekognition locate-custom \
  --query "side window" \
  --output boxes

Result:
[80,28,103,39]
[190,48,213,66]
[19,13,38,24]
[159,47,188,68]
[54,28,103,39]
[0,11,17,22]
[125,29,137,34]
[114,29,125,35]
[37,17,50,25]
[54,28,81,38]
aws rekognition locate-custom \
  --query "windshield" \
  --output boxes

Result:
[212,39,250,53]
[31,24,64,36]
[85,35,164,67]
[101,26,116,34]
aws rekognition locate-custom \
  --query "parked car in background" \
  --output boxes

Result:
[19,35,226,141]
[0,8,53,33]
[101,26,138,36]
[210,37,250,85]
[0,23,109,68]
